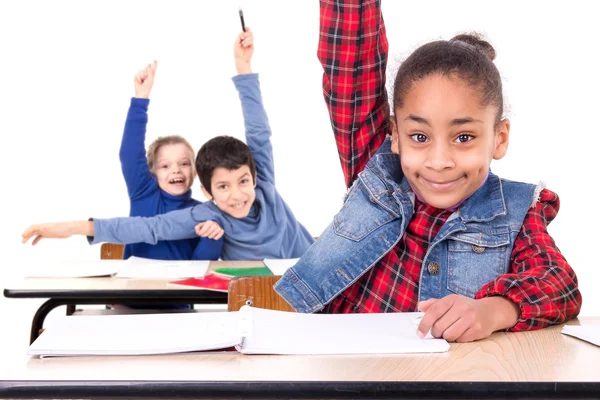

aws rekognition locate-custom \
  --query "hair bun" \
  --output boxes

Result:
[450,33,496,61]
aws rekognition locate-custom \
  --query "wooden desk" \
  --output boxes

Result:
[3,261,263,344]
[0,318,599,399]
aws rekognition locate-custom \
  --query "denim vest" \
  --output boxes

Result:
[274,138,538,313]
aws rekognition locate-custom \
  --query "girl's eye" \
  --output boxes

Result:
[410,133,428,143]
[241,179,249,184]
[456,133,474,143]
[181,162,190,166]
[161,165,169,169]
[218,185,227,190]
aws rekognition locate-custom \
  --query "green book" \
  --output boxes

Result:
[212,266,274,277]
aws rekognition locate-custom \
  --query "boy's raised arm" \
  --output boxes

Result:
[119,61,158,200]
[319,0,390,188]
[232,29,275,185]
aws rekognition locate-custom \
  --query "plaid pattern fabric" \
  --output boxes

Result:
[318,0,390,188]
[319,0,582,330]
[322,199,451,314]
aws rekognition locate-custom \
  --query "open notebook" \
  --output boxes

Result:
[28,306,450,357]
[23,257,210,279]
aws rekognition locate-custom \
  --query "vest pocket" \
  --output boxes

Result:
[446,233,510,298]
[333,182,398,241]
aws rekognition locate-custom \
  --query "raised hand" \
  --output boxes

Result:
[194,220,225,240]
[234,29,254,75]
[133,60,158,99]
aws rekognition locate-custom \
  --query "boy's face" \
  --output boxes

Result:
[391,74,510,210]
[153,143,196,196]
[202,165,256,219]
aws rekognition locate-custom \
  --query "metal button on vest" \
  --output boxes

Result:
[427,261,440,275]
[472,245,485,254]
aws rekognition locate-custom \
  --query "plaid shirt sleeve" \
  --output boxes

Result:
[475,188,582,331]
[319,0,390,188]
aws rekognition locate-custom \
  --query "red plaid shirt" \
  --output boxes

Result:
[318,0,581,330]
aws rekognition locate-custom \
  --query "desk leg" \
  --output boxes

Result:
[30,299,64,345]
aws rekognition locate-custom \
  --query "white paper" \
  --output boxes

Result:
[561,325,600,347]
[239,307,449,355]
[23,260,125,278]
[263,258,299,275]
[28,307,449,358]
[115,256,209,279]
[28,311,242,357]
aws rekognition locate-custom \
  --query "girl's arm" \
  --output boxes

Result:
[476,189,582,331]
[318,0,391,188]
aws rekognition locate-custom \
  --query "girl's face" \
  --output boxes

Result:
[391,74,510,210]
[153,143,196,196]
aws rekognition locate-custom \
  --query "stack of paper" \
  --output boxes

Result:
[115,257,209,279]
[23,256,210,279]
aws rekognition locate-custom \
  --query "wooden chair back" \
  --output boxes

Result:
[227,276,295,312]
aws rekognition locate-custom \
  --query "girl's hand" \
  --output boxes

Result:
[416,294,520,342]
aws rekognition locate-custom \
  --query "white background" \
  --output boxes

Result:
[0,0,598,364]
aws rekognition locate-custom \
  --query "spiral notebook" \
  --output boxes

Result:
[28,307,450,357]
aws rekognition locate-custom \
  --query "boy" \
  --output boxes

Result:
[22,30,314,261]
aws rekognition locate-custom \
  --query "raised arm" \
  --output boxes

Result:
[232,29,275,185]
[319,0,390,188]
[119,61,158,200]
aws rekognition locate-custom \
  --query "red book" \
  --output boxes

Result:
[169,273,230,292]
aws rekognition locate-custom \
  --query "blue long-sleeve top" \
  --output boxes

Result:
[94,74,313,260]
[118,98,223,260]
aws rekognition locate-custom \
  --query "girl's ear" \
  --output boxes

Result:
[200,185,213,201]
[389,116,400,155]
[493,119,510,160]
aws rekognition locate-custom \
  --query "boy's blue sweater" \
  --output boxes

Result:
[119,98,222,261]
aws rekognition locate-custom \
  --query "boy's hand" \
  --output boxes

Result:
[416,294,520,343]
[234,29,253,75]
[194,220,224,240]
[133,60,158,99]
[21,221,94,245]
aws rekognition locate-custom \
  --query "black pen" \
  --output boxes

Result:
[239,8,246,32]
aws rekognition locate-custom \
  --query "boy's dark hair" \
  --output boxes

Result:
[195,136,257,196]
[393,33,503,125]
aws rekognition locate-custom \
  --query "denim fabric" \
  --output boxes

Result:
[275,137,537,313]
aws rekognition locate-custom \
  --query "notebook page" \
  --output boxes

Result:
[239,307,449,355]
[561,325,600,347]
[115,257,209,279]
[23,260,125,278]
[28,311,242,357]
